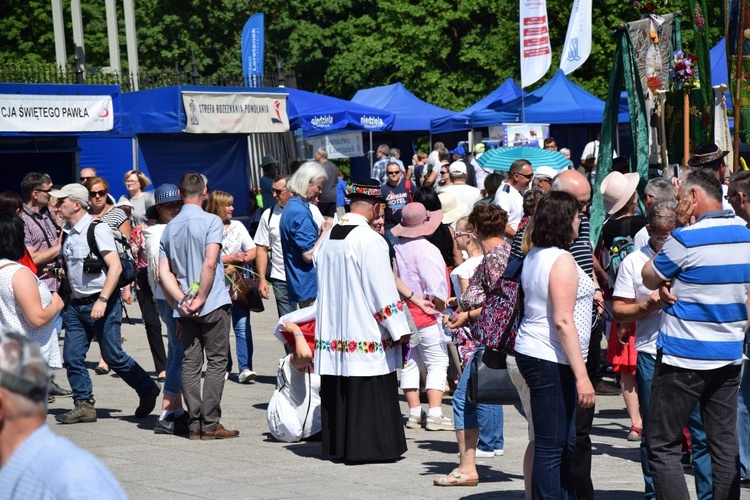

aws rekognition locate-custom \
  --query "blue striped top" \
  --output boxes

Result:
[651,210,750,369]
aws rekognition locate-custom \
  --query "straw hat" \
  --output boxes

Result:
[391,202,443,239]
[600,171,640,214]
[438,192,468,225]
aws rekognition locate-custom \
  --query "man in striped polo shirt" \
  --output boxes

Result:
[642,169,750,499]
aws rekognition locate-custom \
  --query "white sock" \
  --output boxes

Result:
[427,407,442,418]
[159,410,173,420]
[409,406,422,418]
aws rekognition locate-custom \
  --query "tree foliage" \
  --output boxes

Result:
[0,0,725,109]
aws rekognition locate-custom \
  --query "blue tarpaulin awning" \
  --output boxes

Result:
[351,82,454,132]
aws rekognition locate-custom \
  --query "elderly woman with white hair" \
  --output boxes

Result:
[278,161,333,308]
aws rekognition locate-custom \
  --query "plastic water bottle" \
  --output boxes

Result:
[179,280,200,310]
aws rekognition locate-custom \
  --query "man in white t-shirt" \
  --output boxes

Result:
[493,159,532,238]
[442,161,481,213]
[426,141,444,173]
[254,175,296,318]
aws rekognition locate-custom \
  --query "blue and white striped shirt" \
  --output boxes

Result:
[651,210,750,369]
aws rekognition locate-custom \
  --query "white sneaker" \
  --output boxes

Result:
[238,370,257,384]
[475,449,495,458]
[495,449,504,456]
[425,415,454,431]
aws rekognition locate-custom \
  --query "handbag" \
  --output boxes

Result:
[473,257,524,353]
[226,267,265,313]
[467,348,521,405]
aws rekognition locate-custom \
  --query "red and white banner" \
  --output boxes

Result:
[0,94,113,132]
[520,0,552,88]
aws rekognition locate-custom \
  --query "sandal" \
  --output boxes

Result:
[433,468,479,487]
[627,425,643,441]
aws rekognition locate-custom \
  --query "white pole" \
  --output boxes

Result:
[70,0,85,79]
[51,0,67,69]
[124,0,140,90]
[105,0,121,75]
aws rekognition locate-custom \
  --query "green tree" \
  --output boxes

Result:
[0,0,726,107]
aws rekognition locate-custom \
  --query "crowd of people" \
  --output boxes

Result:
[0,138,749,499]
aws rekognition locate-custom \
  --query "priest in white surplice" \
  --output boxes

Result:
[315,179,411,463]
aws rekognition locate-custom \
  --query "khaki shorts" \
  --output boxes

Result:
[507,354,534,441]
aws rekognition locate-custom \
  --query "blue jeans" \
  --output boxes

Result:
[63,295,155,402]
[155,299,183,396]
[738,358,750,480]
[637,352,713,499]
[268,278,296,318]
[646,358,741,500]
[452,350,504,451]
[231,305,253,372]
[516,353,577,500]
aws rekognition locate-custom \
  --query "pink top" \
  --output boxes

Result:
[394,237,448,326]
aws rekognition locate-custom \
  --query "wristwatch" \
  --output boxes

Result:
[98,295,108,303]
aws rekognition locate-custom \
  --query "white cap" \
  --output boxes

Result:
[534,166,558,180]
[448,161,468,175]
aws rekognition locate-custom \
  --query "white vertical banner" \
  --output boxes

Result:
[560,0,592,74]
[520,0,552,88]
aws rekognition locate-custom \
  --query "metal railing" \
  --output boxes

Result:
[0,61,297,92]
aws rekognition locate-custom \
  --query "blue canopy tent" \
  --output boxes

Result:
[286,87,394,138]
[471,70,633,160]
[120,85,292,218]
[0,83,124,194]
[350,82,454,131]
[430,78,524,134]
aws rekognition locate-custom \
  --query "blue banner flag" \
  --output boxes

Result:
[241,13,264,87]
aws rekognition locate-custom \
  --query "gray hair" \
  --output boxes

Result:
[287,161,327,199]
[560,147,571,156]
[390,148,400,157]
[71,194,89,210]
[315,147,328,159]
[647,201,677,229]
[644,177,675,204]
[661,164,693,182]
[377,144,390,156]
[729,170,750,198]
[682,169,722,203]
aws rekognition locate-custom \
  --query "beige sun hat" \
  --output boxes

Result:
[438,192,468,225]
[600,171,640,214]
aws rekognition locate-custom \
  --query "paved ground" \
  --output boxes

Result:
[45,298,702,499]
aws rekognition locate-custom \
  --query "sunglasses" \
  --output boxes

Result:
[725,192,744,201]
[515,172,534,180]
[454,231,474,238]
[272,188,287,195]
[80,176,94,182]
[387,171,401,175]
[89,190,107,198]
[35,188,52,193]
[440,170,449,175]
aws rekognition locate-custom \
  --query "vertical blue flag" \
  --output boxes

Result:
[241,13,264,87]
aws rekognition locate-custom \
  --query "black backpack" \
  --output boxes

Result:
[85,220,137,288]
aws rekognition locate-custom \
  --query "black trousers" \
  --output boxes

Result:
[135,268,167,374]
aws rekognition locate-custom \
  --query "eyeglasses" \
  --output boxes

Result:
[386,171,401,176]
[89,190,107,198]
[725,192,744,201]
[577,199,592,210]
[272,188,287,195]
[515,172,534,180]
[125,179,139,185]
